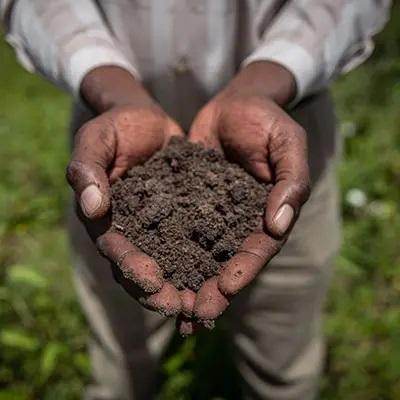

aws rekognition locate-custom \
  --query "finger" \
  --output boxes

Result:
[218,232,283,296]
[180,289,196,318]
[97,231,163,293]
[75,203,111,242]
[176,315,200,336]
[266,125,311,237]
[242,158,273,183]
[188,106,222,150]
[110,265,180,317]
[144,283,182,317]
[66,121,116,219]
[163,119,186,145]
[194,277,229,321]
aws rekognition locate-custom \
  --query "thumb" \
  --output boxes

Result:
[66,121,116,219]
[265,125,311,237]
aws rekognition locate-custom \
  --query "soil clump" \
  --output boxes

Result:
[111,138,271,291]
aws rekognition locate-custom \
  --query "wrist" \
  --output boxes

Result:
[80,66,154,114]
[223,61,296,107]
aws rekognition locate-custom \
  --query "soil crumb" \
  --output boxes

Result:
[111,138,271,291]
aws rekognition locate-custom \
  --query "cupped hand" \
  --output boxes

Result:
[66,66,185,316]
[182,62,311,329]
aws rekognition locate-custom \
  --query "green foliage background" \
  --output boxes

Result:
[0,7,399,400]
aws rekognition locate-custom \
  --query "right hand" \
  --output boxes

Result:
[66,66,185,316]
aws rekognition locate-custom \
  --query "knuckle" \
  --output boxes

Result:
[95,233,115,258]
[75,120,95,141]
[95,238,107,258]
[95,232,120,255]
[294,124,307,138]
[65,160,81,185]
[291,127,308,151]
[75,117,114,150]
[95,234,106,251]
[293,178,311,203]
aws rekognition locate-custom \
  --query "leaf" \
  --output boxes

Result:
[164,338,195,374]
[40,342,64,382]
[6,264,47,289]
[0,328,39,351]
[73,351,90,374]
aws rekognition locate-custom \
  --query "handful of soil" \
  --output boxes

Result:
[111,138,271,292]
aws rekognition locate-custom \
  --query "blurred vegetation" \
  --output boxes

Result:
[1,6,400,400]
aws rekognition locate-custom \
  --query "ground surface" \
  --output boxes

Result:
[111,139,269,291]
[0,7,400,399]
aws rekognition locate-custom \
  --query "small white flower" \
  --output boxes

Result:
[346,188,367,208]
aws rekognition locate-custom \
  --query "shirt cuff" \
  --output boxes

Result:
[242,39,319,106]
[66,45,141,98]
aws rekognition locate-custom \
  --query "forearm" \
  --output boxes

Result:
[80,66,154,114]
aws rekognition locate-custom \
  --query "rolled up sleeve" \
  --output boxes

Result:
[243,0,392,103]
[1,0,140,97]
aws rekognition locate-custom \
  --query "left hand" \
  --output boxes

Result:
[179,62,311,333]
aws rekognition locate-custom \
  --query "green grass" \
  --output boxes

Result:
[1,8,400,399]
[0,35,88,400]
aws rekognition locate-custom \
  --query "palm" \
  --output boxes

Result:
[82,105,182,182]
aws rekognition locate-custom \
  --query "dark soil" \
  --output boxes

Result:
[111,138,271,291]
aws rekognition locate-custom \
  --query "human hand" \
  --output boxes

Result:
[183,62,311,329]
[66,66,184,316]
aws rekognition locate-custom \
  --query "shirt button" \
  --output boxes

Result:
[174,56,190,74]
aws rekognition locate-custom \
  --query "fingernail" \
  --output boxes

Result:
[80,184,102,217]
[273,204,294,235]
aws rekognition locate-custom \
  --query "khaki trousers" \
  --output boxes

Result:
[67,90,340,400]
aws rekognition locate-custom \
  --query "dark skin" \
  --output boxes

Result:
[66,68,185,316]
[66,62,310,332]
